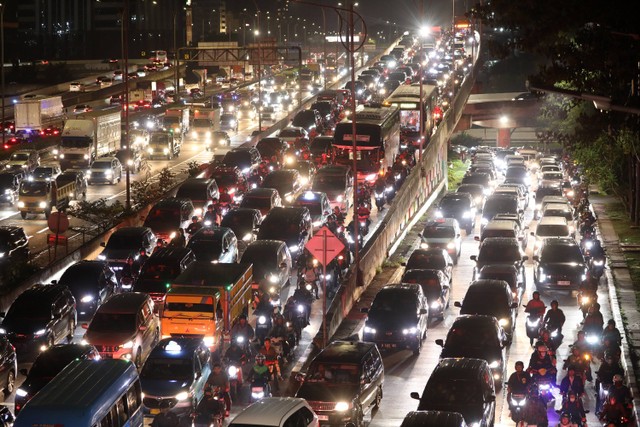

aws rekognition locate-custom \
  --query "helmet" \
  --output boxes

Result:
[613,374,623,383]
[256,354,266,363]
[551,299,559,307]
[560,412,571,423]
[604,350,614,360]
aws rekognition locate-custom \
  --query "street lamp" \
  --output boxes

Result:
[1,2,5,148]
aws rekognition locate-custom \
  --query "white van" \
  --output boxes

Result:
[229,397,319,427]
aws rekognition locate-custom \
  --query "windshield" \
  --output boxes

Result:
[294,200,322,215]
[462,289,509,315]
[176,185,206,201]
[407,254,446,269]
[241,196,271,210]
[150,134,169,144]
[61,137,92,148]
[536,224,569,237]
[423,226,455,239]
[424,379,485,404]
[106,234,139,250]
[440,198,468,210]
[310,139,331,153]
[540,245,584,263]
[146,207,180,226]
[11,153,28,161]
[193,118,211,127]
[223,152,251,169]
[89,313,136,333]
[313,175,345,192]
[165,301,214,314]
[28,352,81,380]
[263,175,293,194]
[141,358,192,380]
[19,181,48,196]
[371,291,416,313]
[445,325,501,349]
[543,172,563,180]
[188,240,223,261]
[306,363,360,384]
[211,173,236,186]
[484,198,518,215]
[92,162,112,170]
[163,117,180,125]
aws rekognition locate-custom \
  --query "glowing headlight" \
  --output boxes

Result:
[17,201,25,208]
[581,274,587,281]
[431,301,441,309]
[147,147,154,154]
[434,210,443,218]
[363,326,376,334]
[258,315,267,325]
[81,295,94,303]
[34,329,47,336]
[402,327,418,335]
[203,336,215,347]
[15,388,27,397]
[163,148,170,154]
[489,360,500,369]
[336,195,344,202]
[228,366,238,377]
[170,232,177,240]
[526,318,540,327]
[334,402,350,412]
[539,272,547,282]
[286,195,294,203]
[420,242,429,249]
[313,220,323,227]
[481,217,489,225]
[511,397,526,406]
[581,296,590,304]
[243,233,253,242]
[105,169,113,177]
[463,210,472,218]
[269,274,279,284]
[498,318,509,327]
[38,201,47,208]
[122,341,134,349]
[297,304,305,313]
[586,335,599,344]
[593,260,604,266]
[483,188,492,196]
[175,391,190,401]
[84,154,90,160]
[289,245,299,253]
[206,131,212,137]
[446,242,455,250]
[59,154,65,158]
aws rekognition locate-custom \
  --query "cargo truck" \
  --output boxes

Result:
[17,175,81,219]
[147,131,181,160]
[14,96,64,132]
[163,106,190,136]
[161,262,253,354]
[58,110,121,170]
[190,107,220,147]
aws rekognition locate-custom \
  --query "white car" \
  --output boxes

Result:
[69,82,85,92]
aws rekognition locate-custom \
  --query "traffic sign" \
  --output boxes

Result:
[48,212,69,234]
[305,226,345,266]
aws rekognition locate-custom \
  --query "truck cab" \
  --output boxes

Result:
[17,178,75,219]
[147,131,181,160]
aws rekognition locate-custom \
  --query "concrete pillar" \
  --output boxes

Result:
[497,128,511,148]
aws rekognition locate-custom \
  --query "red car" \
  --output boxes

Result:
[3,135,23,149]
[2,121,14,134]
[134,100,152,111]
[40,126,60,137]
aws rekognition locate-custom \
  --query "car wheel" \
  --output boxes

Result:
[20,211,27,219]
[373,387,383,408]
[68,318,76,342]
[412,338,421,356]
[135,347,142,368]
[3,370,15,397]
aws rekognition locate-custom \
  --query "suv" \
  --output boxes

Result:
[240,188,283,217]
[187,227,238,263]
[140,338,211,417]
[223,147,262,175]
[83,292,160,368]
[361,284,429,355]
[0,226,29,267]
[532,216,572,251]
[98,226,157,272]
[257,207,312,258]
[0,284,77,360]
[470,237,528,287]
[87,157,123,185]
[0,335,16,400]
[481,194,522,229]
[296,341,384,427]
[230,397,319,427]
[144,198,195,243]
[57,260,120,320]
[435,193,476,234]
[420,219,462,262]
[533,237,588,290]
[0,171,23,206]
[14,343,99,413]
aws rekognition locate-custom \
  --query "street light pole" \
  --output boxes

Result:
[1,3,5,148]
[123,0,131,210]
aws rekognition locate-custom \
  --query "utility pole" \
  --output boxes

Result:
[122,0,131,210]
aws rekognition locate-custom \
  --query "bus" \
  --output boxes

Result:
[14,359,143,427]
[383,83,439,147]
[332,105,400,182]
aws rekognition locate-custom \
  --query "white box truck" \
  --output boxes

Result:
[163,106,190,136]
[189,107,220,143]
[58,110,121,169]
[14,96,64,132]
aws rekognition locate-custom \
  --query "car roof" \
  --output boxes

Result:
[148,246,194,260]
[451,314,500,329]
[313,340,377,364]
[537,216,567,225]
[230,398,310,427]
[468,279,511,291]
[243,240,285,253]
[541,237,578,247]
[0,225,23,234]
[264,206,309,219]
[480,237,519,246]
[379,283,422,294]
[97,292,149,313]
[35,343,95,362]
[432,357,491,376]
[111,227,152,238]
[16,283,69,303]
[424,218,458,228]
[93,157,117,162]
[401,411,467,427]
[148,338,204,360]
[484,220,516,230]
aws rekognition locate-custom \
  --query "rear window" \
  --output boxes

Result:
[536,224,570,237]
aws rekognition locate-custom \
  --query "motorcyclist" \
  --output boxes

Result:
[528,342,557,384]
[169,228,186,248]
[572,330,590,354]
[299,258,321,299]
[136,248,149,271]
[258,337,282,380]
[506,361,531,403]
[203,204,220,227]
[268,314,291,360]
[150,407,179,427]
[248,354,272,387]
[559,365,585,399]
[583,302,604,335]
[373,175,387,209]
[563,346,592,382]
[522,384,549,427]
[596,352,625,413]
[599,394,628,425]
[224,338,248,365]
[525,291,546,317]
[205,363,231,416]
[230,314,255,343]
[602,335,622,362]
[219,187,233,206]
[544,300,566,334]
[603,319,622,347]
[539,328,559,357]
[153,239,165,254]
[557,412,573,427]
[607,374,633,410]
[332,206,345,225]
[590,239,605,259]
[258,161,270,176]
[186,215,203,236]
[356,202,371,223]
[558,392,587,427]
[248,169,262,188]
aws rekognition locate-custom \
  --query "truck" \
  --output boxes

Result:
[147,131,181,160]
[14,96,64,132]
[161,262,253,353]
[58,110,121,170]
[17,175,81,219]
[190,107,220,145]
[163,106,190,136]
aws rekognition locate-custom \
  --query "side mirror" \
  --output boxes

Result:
[81,323,89,329]
[360,307,369,314]
[419,308,428,315]
[19,368,28,376]
[410,392,420,400]
[470,255,477,261]
[295,373,305,382]
[533,255,539,262]
[454,301,462,308]
[474,236,480,241]
[100,242,106,247]
[522,255,529,261]
[486,395,496,403]
[139,325,148,331]
[511,302,518,309]
[435,339,444,347]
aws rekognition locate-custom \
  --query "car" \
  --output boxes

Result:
[240,188,283,217]
[82,292,160,368]
[0,283,77,360]
[109,95,123,105]
[175,178,220,216]
[296,341,384,427]
[410,358,496,427]
[470,237,528,287]
[477,219,525,250]
[0,335,17,400]
[0,171,22,205]
[229,397,319,427]
[212,131,232,147]
[0,226,29,267]
[400,411,468,427]
[362,284,429,355]
[57,260,121,320]
[262,169,305,204]
[73,104,92,113]
[220,113,238,132]
[400,269,450,320]
[481,194,522,229]
[69,82,85,92]
[291,110,323,134]
[14,343,99,413]
[405,248,454,285]
[312,165,353,213]
[114,148,144,174]
[534,186,564,218]
[222,147,262,175]
[95,75,108,84]
[533,237,588,290]
[143,198,195,243]
[187,226,238,263]
[132,100,152,111]
[140,338,211,417]
[277,126,309,144]
[454,279,518,341]
[221,208,263,245]
[240,240,292,303]
[112,70,124,81]
[434,193,477,234]
[420,218,462,262]
[309,136,333,165]
[39,126,61,137]
[257,207,312,258]
[97,226,158,271]
[30,164,61,181]
[283,159,315,186]
[256,137,287,164]
[98,77,113,87]
[6,150,39,172]
[460,172,492,195]
[435,315,508,386]
[532,216,573,251]
[540,203,577,234]
[87,157,123,185]
[293,191,332,229]
[207,166,248,199]
[457,183,486,207]
[56,170,88,200]
[477,264,523,304]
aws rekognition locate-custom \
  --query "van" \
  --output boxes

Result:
[83,293,160,368]
[144,198,195,242]
[410,358,496,427]
[532,216,572,251]
[296,341,384,427]
[229,397,319,427]
[401,410,468,427]
[312,165,353,213]
[257,207,311,258]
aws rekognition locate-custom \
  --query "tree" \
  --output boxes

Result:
[67,198,125,234]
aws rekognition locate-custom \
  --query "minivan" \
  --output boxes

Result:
[312,165,353,213]
[98,226,157,273]
[410,358,496,427]
[296,341,384,427]
[240,188,283,217]
[83,292,160,368]
[223,147,262,175]
[532,216,572,251]
[241,240,292,303]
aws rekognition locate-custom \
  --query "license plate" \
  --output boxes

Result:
[557,280,571,286]
[252,387,263,393]
[382,343,396,349]
[317,415,329,421]
[150,409,160,415]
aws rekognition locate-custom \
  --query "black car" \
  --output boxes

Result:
[435,315,507,387]
[256,137,287,164]
[405,248,454,285]
[0,226,29,267]
[240,240,292,303]
[143,198,194,243]
[222,147,262,175]
[175,178,219,215]
[262,169,304,204]
[361,284,429,355]
[460,172,492,193]
[533,237,588,290]
[98,226,157,274]
[14,343,99,413]
[454,279,518,341]
[309,136,333,164]
[481,194,522,229]
[401,269,451,320]
[435,193,476,234]
[0,335,16,400]
[0,284,76,360]
[257,207,312,258]
[187,227,238,263]
[57,260,120,320]
[220,208,262,245]
[470,237,528,288]
[457,183,486,207]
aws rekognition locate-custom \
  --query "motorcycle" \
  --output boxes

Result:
[270,335,293,364]
[254,311,273,345]
[578,288,598,318]
[346,221,364,253]
[543,320,564,350]
[374,186,386,210]
[225,357,244,400]
[530,371,556,404]
[250,377,272,403]
[525,311,543,346]
[193,386,226,427]
[596,381,612,414]
[508,393,527,424]
[583,330,601,360]
[590,255,606,280]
